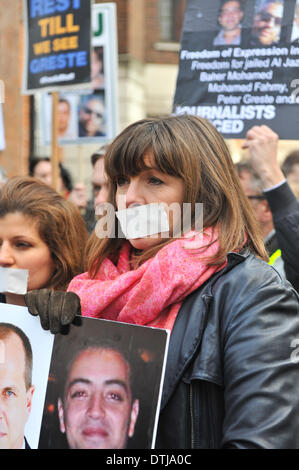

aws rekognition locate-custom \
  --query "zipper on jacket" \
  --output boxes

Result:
[190,382,201,448]
[190,383,195,449]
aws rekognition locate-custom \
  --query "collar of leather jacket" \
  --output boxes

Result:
[161,250,248,410]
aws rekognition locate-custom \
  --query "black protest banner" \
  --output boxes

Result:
[23,0,92,93]
[173,0,299,139]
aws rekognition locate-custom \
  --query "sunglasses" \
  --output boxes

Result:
[259,11,282,26]
[83,106,103,119]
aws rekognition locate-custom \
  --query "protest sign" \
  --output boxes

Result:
[38,317,169,450]
[23,0,92,93]
[0,304,54,449]
[41,2,118,144]
[173,0,299,139]
[0,303,169,450]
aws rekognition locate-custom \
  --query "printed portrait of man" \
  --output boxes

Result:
[57,97,77,141]
[213,0,244,46]
[0,323,35,449]
[250,0,284,46]
[57,340,139,449]
[78,93,106,138]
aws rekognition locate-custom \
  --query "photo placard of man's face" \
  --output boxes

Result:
[251,1,284,46]
[0,305,54,449]
[0,327,35,449]
[57,347,139,450]
[38,317,170,449]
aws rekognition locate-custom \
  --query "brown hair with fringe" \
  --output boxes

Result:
[86,115,267,277]
[0,177,88,290]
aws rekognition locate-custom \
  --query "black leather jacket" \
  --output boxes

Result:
[156,250,299,449]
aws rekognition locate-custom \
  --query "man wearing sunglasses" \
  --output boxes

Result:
[235,159,286,277]
[250,1,284,46]
[79,94,105,138]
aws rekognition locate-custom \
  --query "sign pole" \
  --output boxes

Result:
[51,91,60,192]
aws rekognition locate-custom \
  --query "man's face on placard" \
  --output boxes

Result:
[219,1,243,31]
[58,348,139,449]
[252,2,283,45]
[79,98,105,137]
[0,332,35,449]
[58,100,71,136]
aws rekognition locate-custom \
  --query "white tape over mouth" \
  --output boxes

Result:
[0,267,29,295]
[116,203,170,239]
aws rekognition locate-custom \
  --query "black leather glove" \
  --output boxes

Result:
[24,289,81,334]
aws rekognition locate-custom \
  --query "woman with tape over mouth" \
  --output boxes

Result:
[25,115,299,448]
[0,177,87,332]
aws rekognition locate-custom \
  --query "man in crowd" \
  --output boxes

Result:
[81,145,110,234]
[91,145,110,210]
[239,124,299,292]
[236,159,285,276]
[57,340,139,449]
[0,323,35,449]
[250,1,284,46]
[282,150,299,184]
[213,0,244,46]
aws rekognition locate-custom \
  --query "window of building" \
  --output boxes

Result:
[159,0,186,43]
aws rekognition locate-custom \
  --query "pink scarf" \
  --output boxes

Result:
[67,229,226,331]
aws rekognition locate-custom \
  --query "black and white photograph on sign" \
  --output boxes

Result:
[249,0,284,46]
[38,317,169,449]
[42,90,106,144]
[213,0,245,46]
[40,3,118,145]
[0,304,54,449]
[22,0,92,93]
[173,0,299,139]
[78,91,106,138]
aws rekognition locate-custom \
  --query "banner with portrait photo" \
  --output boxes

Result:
[38,317,170,449]
[22,0,92,93]
[41,2,118,144]
[173,0,299,139]
[0,304,54,449]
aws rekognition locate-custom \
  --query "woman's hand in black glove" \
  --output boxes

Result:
[24,289,81,334]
